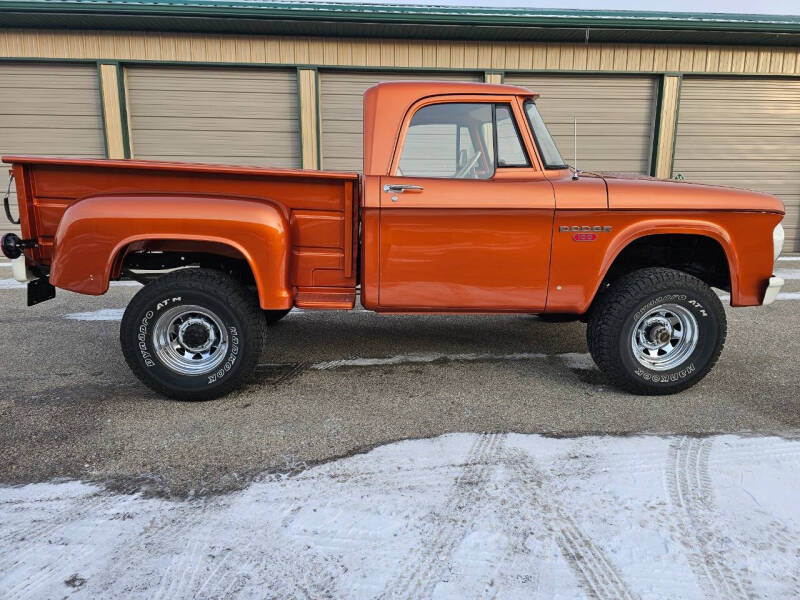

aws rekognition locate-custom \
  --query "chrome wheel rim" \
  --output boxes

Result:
[152,305,229,375]
[631,303,698,371]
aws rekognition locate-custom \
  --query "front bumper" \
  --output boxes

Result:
[763,276,784,306]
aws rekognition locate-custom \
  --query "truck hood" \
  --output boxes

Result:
[600,172,785,214]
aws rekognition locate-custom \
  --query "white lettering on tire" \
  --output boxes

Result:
[207,326,239,385]
[634,362,696,382]
[138,310,155,367]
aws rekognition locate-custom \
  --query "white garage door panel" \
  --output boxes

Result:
[127,67,299,168]
[0,63,105,238]
[674,77,800,251]
[320,71,482,171]
[504,74,658,174]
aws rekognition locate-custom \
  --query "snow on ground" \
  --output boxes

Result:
[0,279,141,290]
[63,308,126,321]
[2,434,799,599]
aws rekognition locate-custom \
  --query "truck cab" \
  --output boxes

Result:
[361,83,567,312]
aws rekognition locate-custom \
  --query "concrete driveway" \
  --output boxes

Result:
[1,258,799,497]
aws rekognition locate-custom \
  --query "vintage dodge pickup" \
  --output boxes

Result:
[2,81,786,400]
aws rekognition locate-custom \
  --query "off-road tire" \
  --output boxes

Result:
[264,308,292,325]
[587,268,726,395]
[120,268,266,401]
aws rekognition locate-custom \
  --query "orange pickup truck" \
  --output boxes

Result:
[2,81,786,400]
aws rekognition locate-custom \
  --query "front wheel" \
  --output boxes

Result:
[120,268,266,401]
[587,268,726,395]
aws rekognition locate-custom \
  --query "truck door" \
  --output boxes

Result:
[377,99,555,310]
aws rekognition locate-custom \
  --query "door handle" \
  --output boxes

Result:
[383,184,423,194]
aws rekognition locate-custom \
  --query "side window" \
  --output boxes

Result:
[397,102,530,178]
[495,105,530,167]
[398,103,494,179]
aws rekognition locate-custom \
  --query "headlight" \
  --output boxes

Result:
[773,223,785,263]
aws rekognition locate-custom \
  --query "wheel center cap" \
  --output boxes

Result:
[178,318,215,353]
[653,327,671,345]
[641,316,672,349]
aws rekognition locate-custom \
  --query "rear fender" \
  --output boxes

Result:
[50,194,291,309]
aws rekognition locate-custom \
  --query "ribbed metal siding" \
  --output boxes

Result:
[505,74,658,174]
[126,66,299,168]
[674,77,800,251]
[0,63,105,237]
[319,71,481,171]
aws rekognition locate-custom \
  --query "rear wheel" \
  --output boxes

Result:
[587,268,726,395]
[120,268,265,401]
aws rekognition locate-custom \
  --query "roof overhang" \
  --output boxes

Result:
[1,1,800,47]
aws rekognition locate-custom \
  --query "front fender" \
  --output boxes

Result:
[50,194,291,309]
[546,213,751,313]
[598,218,739,300]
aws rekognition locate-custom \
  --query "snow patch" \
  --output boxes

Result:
[0,278,24,289]
[718,292,800,302]
[775,268,800,280]
[64,308,125,321]
[311,351,598,371]
[1,434,799,599]
[559,351,597,370]
[0,279,141,290]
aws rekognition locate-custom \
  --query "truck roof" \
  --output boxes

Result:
[369,80,538,98]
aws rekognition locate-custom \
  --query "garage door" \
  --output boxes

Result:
[0,63,105,238]
[319,71,482,171]
[504,74,658,174]
[673,77,800,251]
[126,67,299,168]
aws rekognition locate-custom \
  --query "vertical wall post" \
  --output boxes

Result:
[297,68,320,169]
[98,62,130,159]
[652,74,681,179]
[484,71,504,84]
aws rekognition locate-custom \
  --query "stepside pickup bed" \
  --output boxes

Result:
[2,81,786,400]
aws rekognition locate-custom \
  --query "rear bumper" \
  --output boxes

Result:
[763,276,784,306]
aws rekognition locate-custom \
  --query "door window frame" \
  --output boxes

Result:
[389,94,546,177]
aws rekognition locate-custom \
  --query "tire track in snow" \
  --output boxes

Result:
[504,448,640,600]
[0,492,119,575]
[380,433,507,600]
[5,544,95,600]
[148,500,218,600]
[665,437,754,600]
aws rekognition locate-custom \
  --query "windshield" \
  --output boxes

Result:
[524,101,567,169]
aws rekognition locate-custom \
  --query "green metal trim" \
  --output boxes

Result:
[0,57,96,64]
[314,67,321,171]
[95,62,110,158]
[502,68,800,78]
[2,1,799,33]
[116,63,132,158]
[295,66,304,169]
[649,74,666,177]
[669,74,684,179]
[4,57,798,80]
